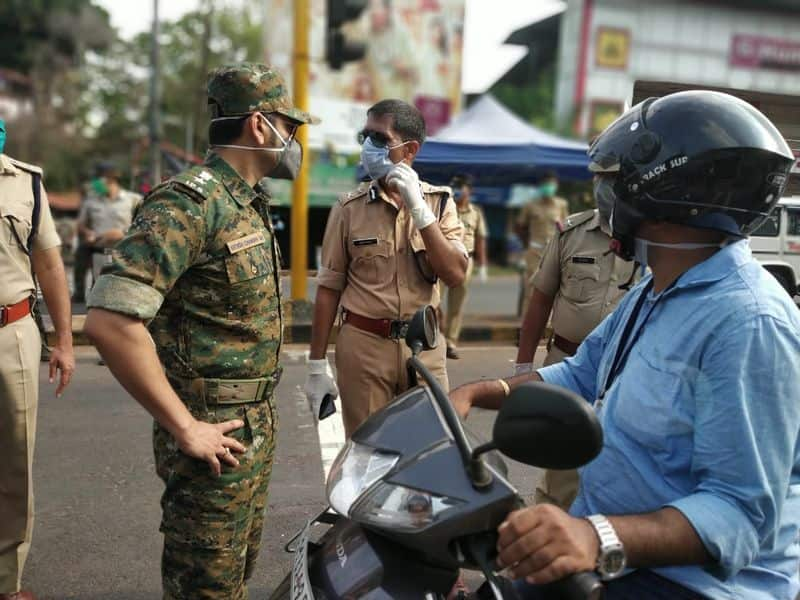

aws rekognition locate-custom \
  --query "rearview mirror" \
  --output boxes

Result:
[405,305,438,356]
[492,382,602,469]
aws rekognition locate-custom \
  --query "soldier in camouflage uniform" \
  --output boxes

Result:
[84,63,318,600]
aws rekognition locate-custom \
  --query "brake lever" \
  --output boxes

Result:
[464,534,505,600]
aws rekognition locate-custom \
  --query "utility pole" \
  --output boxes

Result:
[291,0,310,300]
[149,0,162,186]
[192,0,214,158]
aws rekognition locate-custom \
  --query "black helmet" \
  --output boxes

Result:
[589,90,795,259]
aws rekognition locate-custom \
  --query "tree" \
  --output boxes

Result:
[1,0,264,191]
[0,0,115,190]
[489,64,565,134]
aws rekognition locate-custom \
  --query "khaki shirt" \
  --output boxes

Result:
[78,189,142,237]
[318,180,465,320]
[517,196,569,249]
[0,154,61,306]
[88,154,282,380]
[532,209,638,344]
[457,202,487,255]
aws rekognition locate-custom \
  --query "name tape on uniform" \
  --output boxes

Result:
[353,237,378,247]
[572,256,597,264]
[227,232,266,254]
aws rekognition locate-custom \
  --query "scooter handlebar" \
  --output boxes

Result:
[547,571,604,600]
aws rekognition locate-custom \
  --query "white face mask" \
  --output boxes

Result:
[633,237,726,272]
[360,136,408,180]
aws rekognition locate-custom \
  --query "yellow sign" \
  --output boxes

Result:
[590,102,623,137]
[596,28,630,70]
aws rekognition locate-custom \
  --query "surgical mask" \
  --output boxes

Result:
[210,113,301,178]
[0,119,6,154]
[633,237,725,273]
[539,181,558,197]
[360,136,406,180]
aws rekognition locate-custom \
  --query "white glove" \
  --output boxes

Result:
[386,163,436,230]
[513,362,534,376]
[304,358,339,420]
[478,264,488,283]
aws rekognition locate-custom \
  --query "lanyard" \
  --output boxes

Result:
[598,278,671,401]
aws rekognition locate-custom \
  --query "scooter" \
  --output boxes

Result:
[270,306,605,599]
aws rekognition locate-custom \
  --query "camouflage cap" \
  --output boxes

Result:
[207,63,320,124]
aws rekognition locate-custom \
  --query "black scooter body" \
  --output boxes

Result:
[305,516,457,599]
[271,307,604,600]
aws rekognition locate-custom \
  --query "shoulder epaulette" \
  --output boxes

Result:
[339,182,371,205]
[166,166,221,203]
[560,209,596,235]
[8,157,43,175]
[420,181,452,197]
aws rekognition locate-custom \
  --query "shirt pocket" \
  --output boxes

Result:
[350,239,391,285]
[0,203,33,250]
[610,349,694,459]
[562,261,600,301]
[225,243,273,284]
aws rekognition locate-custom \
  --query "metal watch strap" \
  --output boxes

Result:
[585,514,625,580]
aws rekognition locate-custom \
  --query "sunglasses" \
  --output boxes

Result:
[357,129,395,149]
[263,113,298,142]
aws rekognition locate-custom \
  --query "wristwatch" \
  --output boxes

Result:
[585,514,626,580]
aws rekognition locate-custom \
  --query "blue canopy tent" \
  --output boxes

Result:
[413,95,592,187]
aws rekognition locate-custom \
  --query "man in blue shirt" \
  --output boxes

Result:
[451,91,800,599]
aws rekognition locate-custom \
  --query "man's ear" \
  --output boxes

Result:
[247,112,268,145]
[404,140,421,164]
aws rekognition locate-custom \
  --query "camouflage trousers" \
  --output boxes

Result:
[153,385,278,600]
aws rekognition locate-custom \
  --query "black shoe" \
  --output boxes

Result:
[446,345,460,359]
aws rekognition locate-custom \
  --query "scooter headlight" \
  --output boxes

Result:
[351,482,463,532]
[326,441,400,516]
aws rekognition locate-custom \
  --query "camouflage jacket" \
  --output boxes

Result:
[88,153,282,380]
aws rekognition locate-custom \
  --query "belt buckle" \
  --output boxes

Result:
[390,320,409,340]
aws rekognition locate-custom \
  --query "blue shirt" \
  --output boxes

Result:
[540,239,800,599]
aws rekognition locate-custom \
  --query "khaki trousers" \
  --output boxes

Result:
[521,248,544,317]
[0,316,41,593]
[335,322,449,437]
[444,258,473,347]
[534,342,579,510]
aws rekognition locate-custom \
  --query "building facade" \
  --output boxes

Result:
[554,0,800,138]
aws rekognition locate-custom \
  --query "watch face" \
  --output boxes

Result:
[601,548,626,577]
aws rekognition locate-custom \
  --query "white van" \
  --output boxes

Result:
[750,196,800,296]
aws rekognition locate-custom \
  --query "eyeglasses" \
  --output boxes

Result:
[357,129,393,148]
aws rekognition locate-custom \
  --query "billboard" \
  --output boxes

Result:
[264,0,466,151]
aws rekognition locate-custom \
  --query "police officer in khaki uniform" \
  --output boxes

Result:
[305,99,467,437]
[0,125,75,600]
[443,174,487,359]
[514,200,637,510]
[515,171,569,316]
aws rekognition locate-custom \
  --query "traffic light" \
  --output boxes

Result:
[326,0,368,70]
